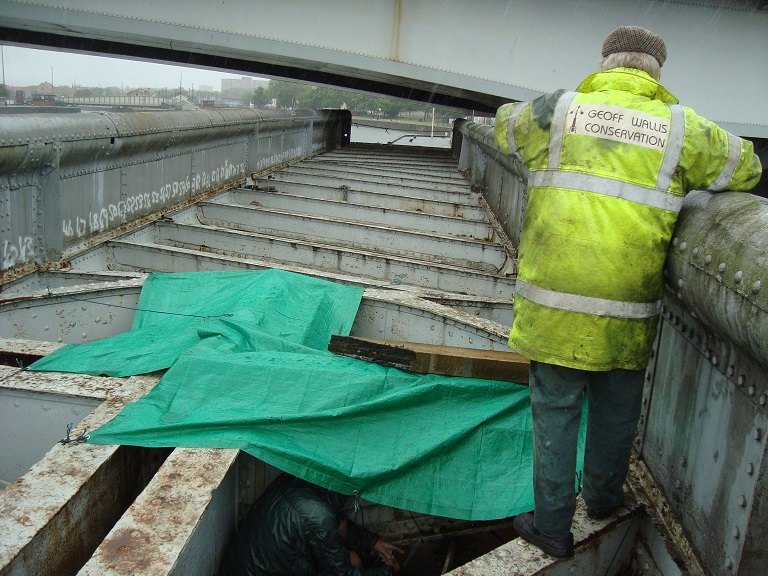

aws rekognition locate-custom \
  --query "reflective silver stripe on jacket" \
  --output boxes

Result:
[515,280,663,319]
[656,104,685,192]
[505,103,527,155]
[547,91,577,169]
[708,131,742,191]
[529,170,685,212]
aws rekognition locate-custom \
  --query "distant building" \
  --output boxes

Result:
[221,76,267,97]
[199,84,213,93]
[127,88,151,97]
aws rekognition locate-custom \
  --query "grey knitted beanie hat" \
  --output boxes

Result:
[602,26,667,66]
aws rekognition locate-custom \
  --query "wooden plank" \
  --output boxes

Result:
[329,335,529,384]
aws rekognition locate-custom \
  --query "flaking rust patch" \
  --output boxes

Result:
[98,527,154,572]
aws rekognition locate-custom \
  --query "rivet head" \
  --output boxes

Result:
[760,395,768,407]
[711,355,718,366]
[719,262,727,273]
[705,254,713,265]
[672,237,679,246]
[692,247,699,256]
[749,385,757,396]
[739,495,747,508]
[733,527,740,539]
[755,428,763,441]
[747,463,755,475]
[734,270,743,283]
[678,279,684,288]
[679,241,687,251]
[738,375,746,386]
[752,281,762,294]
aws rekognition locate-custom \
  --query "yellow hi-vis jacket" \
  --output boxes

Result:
[495,67,763,371]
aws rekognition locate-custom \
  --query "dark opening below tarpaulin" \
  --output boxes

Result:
[30,269,585,520]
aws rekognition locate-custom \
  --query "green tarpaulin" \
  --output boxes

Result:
[30,269,585,520]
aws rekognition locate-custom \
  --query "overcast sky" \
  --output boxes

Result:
[1,45,267,90]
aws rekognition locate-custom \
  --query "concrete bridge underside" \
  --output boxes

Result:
[0,0,766,137]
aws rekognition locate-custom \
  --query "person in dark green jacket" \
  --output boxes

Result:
[221,473,403,576]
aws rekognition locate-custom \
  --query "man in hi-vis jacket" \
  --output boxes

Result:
[495,26,762,558]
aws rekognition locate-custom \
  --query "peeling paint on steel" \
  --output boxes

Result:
[0,374,160,574]
[79,448,238,576]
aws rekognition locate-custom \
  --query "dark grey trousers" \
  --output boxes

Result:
[529,360,645,537]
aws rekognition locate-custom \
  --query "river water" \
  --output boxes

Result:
[350,124,452,149]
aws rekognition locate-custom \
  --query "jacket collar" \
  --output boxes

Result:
[576,68,679,104]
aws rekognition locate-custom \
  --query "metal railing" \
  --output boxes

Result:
[0,108,351,282]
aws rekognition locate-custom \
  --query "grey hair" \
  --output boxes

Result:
[601,51,661,80]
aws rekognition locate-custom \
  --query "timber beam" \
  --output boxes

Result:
[328,335,529,384]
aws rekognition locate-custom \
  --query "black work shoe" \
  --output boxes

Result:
[513,512,574,558]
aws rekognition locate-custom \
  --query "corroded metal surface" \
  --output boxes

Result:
[446,498,643,576]
[0,373,161,575]
[79,448,239,576]
[666,191,768,367]
[638,290,767,576]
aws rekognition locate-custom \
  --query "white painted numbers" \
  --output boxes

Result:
[61,159,246,239]
[2,236,34,270]
[255,147,303,172]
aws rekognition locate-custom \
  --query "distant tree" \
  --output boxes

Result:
[0,84,8,99]
[74,87,95,97]
[265,80,312,108]
[251,86,268,108]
